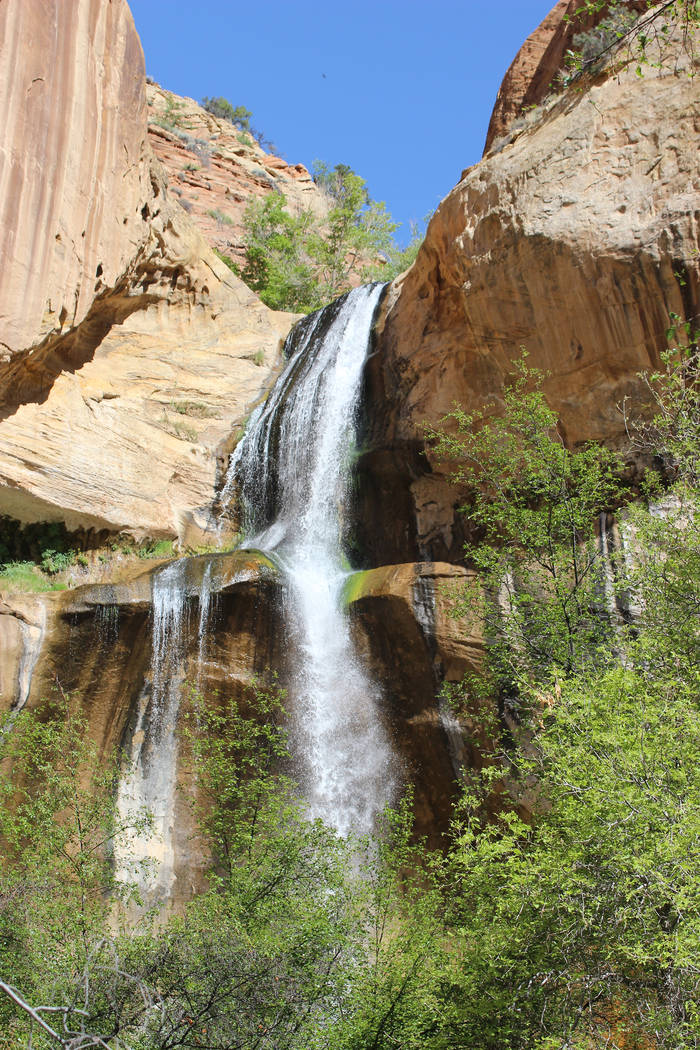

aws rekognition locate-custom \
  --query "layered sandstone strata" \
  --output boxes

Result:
[146,84,326,268]
[0,0,296,541]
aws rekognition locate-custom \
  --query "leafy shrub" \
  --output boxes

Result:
[202,96,252,130]
[236,165,415,312]
[136,539,176,559]
[40,548,76,575]
[570,2,638,65]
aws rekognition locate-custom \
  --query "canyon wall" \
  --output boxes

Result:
[366,8,699,564]
[484,0,648,153]
[1,0,698,900]
[0,0,299,542]
[145,83,326,269]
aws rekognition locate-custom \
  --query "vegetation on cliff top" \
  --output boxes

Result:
[221,161,426,313]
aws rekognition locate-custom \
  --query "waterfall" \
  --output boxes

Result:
[116,557,217,902]
[224,284,396,836]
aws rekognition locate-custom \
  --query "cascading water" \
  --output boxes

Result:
[115,560,188,900]
[116,557,217,901]
[224,283,397,836]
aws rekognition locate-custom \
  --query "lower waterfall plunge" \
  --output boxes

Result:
[224,282,397,836]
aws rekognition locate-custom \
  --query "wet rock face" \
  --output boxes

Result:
[7,551,285,906]
[346,562,485,844]
[369,18,699,563]
[2,554,484,863]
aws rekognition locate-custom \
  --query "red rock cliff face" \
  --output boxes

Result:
[367,8,699,565]
[0,0,152,358]
[145,84,326,268]
[0,0,295,541]
[484,0,648,153]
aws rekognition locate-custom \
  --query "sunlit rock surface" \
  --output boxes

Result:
[369,15,699,561]
[146,83,327,268]
[483,0,647,153]
[0,0,296,541]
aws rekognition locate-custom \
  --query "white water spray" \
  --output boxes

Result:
[226,284,396,835]
[115,558,218,901]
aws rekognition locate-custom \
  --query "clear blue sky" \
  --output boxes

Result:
[129,0,555,243]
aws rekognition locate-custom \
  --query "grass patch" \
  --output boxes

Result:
[159,412,199,443]
[137,540,176,560]
[207,208,234,226]
[0,562,67,593]
[169,400,220,419]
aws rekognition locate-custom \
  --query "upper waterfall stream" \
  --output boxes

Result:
[224,283,396,835]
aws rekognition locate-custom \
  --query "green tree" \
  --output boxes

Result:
[0,692,151,1046]
[308,162,398,301]
[435,344,700,1050]
[235,163,413,312]
[237,192,319,312]
[201,96,253,131]
[0,681,448,1049]
[443,664,700,1050]
[428,354,624,688]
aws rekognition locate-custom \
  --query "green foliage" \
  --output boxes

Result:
[0,517,82,591]
[39,548,76,575]
[363,214,432,283]
[207,206,234,226]
[0,693,151,1044]
[136,538,176,560]
[308,161,398,301]
[239,191,319,312]
[0,561,66,593]
[0,680,446,1049]
[561,0,699,86]
[445,665,700,1050]
[427,354,624,683]
[237,165,422,312]
[169,398,220,418]
[201,97,276,151]
[433,339,700,1049]
[569,2,639,66]
[201,96,253,131]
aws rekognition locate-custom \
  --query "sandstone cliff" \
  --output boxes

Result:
[0,0,296,542]
[367,8,699,564]
[484,0,648,153]
[146,84,326,268]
